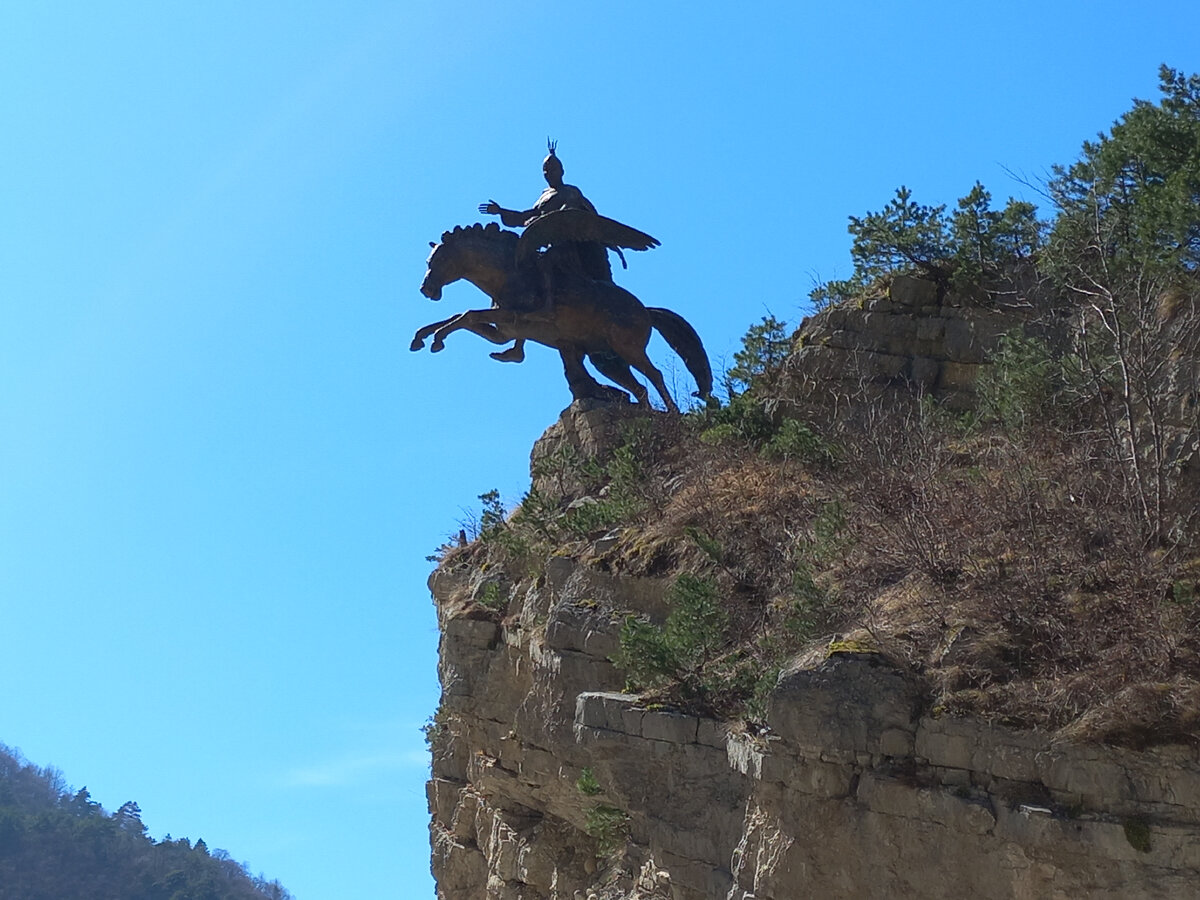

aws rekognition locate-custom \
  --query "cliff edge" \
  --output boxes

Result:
[426,281,1200,899]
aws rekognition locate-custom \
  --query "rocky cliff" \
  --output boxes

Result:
[428,560,1200,899]
[426,280,1200,899]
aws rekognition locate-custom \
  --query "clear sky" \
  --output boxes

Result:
[1,3,1196,898]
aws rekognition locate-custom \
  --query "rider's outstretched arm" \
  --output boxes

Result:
[478,200,536,228]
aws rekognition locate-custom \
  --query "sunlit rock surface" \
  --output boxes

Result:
[427,297,1200,899]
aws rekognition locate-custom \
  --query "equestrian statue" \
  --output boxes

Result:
[411,143,712,411]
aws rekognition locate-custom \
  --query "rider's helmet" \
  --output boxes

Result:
[543,139,564,182]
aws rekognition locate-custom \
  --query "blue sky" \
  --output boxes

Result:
[1,3,1196,897]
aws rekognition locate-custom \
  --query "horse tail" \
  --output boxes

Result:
[648,307,714,402]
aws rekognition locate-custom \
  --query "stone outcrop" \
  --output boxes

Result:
[428,547,1200,899]
[427,286,1200,898]
[780,275,1039,411]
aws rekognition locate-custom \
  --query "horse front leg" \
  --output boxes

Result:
[431,309,516,352]
[411,314,461,351]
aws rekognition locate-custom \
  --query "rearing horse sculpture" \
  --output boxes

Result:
[411,223,712,412]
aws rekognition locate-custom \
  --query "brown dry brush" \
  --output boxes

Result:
[441,360,1199,742]
[602,423,859,716]
[1041,247,1200,547]
[595,386,1200,741]
[832,401,1200,742]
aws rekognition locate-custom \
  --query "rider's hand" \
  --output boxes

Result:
[478,200,501,215]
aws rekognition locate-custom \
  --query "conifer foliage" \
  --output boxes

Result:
[811,65,1200,543]
[1048,65,1200,277]
[1043,66,1200,541]
[811,183,1040,306]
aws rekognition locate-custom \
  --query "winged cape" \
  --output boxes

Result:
[516,208,660,267]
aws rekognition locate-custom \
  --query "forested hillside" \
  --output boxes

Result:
[0,744,291,900]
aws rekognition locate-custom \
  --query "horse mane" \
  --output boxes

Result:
[439,221,520,248]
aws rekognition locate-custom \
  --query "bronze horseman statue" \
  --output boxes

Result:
[412,142,712,411]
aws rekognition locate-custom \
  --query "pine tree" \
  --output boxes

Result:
[847,185,953,286]
[725,315,791,396]
[1048,65,1200,279]
[1045,65,1200,541]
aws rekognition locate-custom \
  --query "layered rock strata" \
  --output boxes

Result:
[780,275,1037,411]
[427,284,1200,897]
[428,546,1200,899]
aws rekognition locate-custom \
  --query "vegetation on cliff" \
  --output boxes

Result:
[433,67,1200,749]
[0,744,291,900]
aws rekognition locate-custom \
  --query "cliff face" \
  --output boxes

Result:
[428,542,1200,899]
[426,281,1200,899]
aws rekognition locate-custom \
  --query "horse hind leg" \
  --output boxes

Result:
[588,351,649,405]
[561,348,625,403]
[625,347,678,413]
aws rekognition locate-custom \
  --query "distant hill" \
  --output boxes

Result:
[0,743,292,900]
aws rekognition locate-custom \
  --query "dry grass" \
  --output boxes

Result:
[598,403,1200,746]
[437,388,1200,746]
[826,401,1200,738]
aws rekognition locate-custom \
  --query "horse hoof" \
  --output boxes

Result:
[431,340,445,353]
[410,339,424,351]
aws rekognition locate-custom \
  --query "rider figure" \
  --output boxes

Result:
[478,142,610,362]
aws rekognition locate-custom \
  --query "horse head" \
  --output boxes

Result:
[420,240,450,301]
[419,223,518,301]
